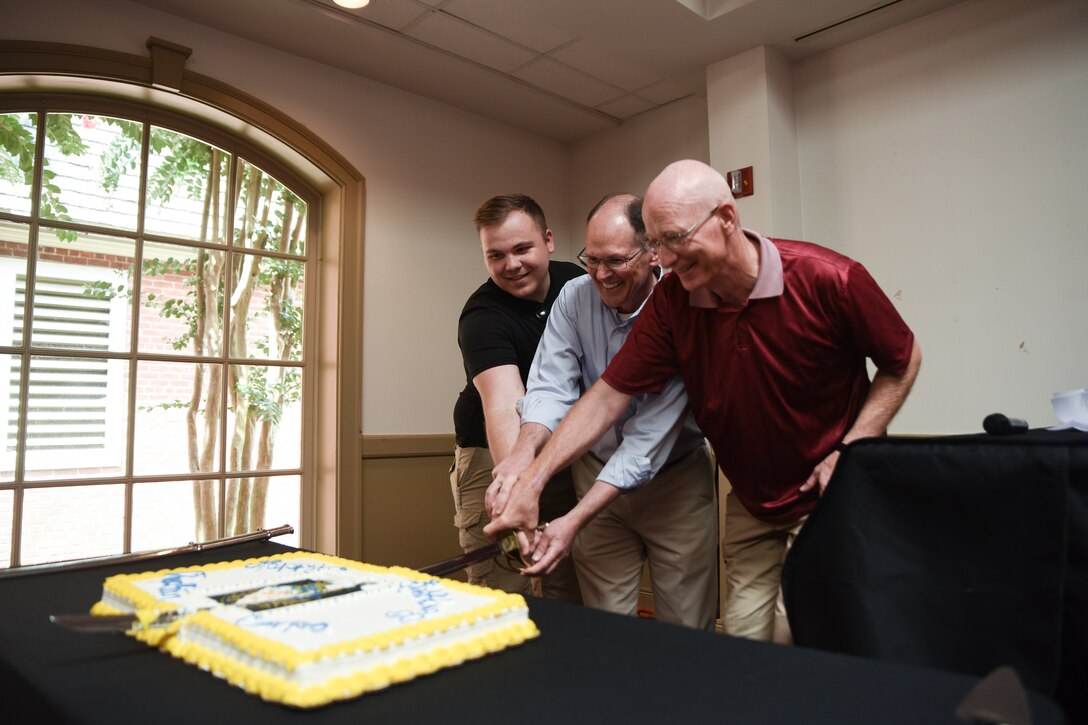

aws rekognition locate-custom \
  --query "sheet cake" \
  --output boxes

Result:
[90,551,538,708]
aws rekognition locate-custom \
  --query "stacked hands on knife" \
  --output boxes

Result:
[482,450,572,577]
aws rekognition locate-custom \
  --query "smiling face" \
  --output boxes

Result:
[584,201,657,314]
[645,201,729,293]
[479,210,555,302]
[644,161,740,294]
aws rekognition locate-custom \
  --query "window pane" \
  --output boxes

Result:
[229,253,305,360]
[0,354,19,483]
[0,221,30,347]
[144,127,230,243]
[41,113,141,232]
[134,360,221,476]
[139,242,224,356]
[21,484,125,565]
[226,364,301,473]
[223,473,299,547]
[22,355,128,482]
[0,112,37,217]
[233,159,307,256]
[132,479,220,549]
[32,227,134,353]
[0,489,11,567]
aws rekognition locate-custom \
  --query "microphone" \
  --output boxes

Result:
[983,413,1029,435]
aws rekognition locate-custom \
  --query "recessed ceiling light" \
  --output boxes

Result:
[333,0,370,8]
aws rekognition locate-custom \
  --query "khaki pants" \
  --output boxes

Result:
[450,446,582,603]
[571,444,718,631]
[721,491,806,642]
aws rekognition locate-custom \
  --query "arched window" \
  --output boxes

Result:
[0,39,364,567]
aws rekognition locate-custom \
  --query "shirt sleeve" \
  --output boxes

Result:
[458,305,517,379]
[518,285,583,431]
[839,261,915,374]
[596,373,694,492]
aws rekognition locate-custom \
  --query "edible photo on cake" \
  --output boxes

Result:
[211,578,370,610]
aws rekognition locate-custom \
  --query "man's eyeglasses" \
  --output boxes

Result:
[647,206,717,253]
[577,247,645,271]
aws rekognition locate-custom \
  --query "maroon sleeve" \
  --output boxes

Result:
[601,280,681,396]
[840,261,915,375]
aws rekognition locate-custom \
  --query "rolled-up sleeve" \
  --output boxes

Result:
[596,373,692,492]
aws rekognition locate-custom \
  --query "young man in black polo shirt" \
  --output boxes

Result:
[451,194,583,601]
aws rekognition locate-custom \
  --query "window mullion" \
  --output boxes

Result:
[8,110,51,568]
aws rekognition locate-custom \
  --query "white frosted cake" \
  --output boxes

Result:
[90,551,538,708]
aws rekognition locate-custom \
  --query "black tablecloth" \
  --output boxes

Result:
[0,541,1065,724]
[784,428,1087,724]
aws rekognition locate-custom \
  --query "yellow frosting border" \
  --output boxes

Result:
[164,617,539,708]
[91,551,539,707]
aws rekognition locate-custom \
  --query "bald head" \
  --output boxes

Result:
[645,160,732,218]
[640,160,754,297]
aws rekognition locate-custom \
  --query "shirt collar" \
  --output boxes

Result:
[688,229,784,309]
[607,265,663,324]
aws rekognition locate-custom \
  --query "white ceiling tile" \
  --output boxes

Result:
[550,40,661,93]
[126,0,967,143]
[322,0,427,30]
[674,0,761,21]
[634,79,691,105]
[406,12,536,73]
[596,94,655,120]
[514,58,625,108]
[443,0,576,53]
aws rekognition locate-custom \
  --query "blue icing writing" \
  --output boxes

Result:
[384,580,453,624]
[157,572,206,599]
[238,612,329,633]
[385,608,423,625]
[244,559,347,576]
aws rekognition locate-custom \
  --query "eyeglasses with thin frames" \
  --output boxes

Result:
[648,206,717,253]
[577,246,645,272]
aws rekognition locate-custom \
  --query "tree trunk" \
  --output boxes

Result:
[189,152,222,542]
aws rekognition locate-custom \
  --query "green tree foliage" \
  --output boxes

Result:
[1,113,87,240]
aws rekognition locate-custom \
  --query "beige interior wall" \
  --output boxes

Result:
[794,0,1088,433]
[706,46,801,238]
[360,436,459,570]
[570,95,710,231]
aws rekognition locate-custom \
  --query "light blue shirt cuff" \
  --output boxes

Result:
[597,452,653,492]
[518,395,568,433]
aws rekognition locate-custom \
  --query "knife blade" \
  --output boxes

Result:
[50,533,524,634]
[417,531,522,577]
[50,612,164,633]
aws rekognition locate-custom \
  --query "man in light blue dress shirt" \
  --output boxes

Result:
[485,194,718,629]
